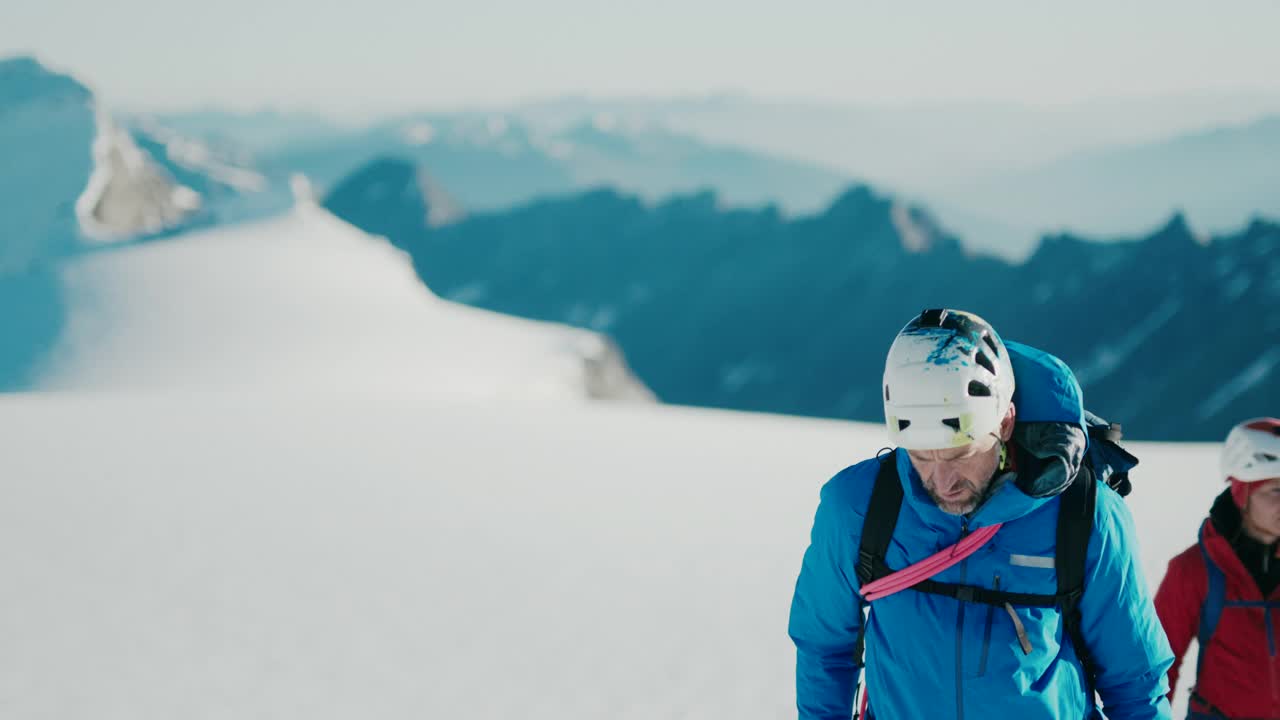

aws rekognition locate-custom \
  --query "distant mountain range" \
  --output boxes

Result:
[326,156,1279,441]
[935,115,1280,242]
[512,92,1280,188]
[509,94,1280,257]
[153,93,1280,258]
[244,112,851,216]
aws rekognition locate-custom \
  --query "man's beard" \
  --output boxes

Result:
[926,471,1009,516]
[926,479,982,515]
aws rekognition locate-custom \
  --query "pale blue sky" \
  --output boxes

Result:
[5,0,1280,114]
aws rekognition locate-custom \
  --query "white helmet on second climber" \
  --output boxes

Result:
[883,308,1016,450]
[1221,417,1280,507]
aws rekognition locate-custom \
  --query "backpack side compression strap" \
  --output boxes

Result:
[1056,468,1099,687]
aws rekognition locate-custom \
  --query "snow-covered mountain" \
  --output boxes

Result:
[0,56,196,260]
[0,56,199,388]
[16,183,650,402]
[0,56,289,273]
[74,113,203,241]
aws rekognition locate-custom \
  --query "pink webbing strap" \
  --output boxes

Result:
[860,523,1003,602]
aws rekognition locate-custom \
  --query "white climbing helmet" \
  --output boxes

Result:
[1221,417,1280,484]
[883,308,1016,450]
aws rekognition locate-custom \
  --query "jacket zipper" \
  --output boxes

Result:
[977,574,999,677]
[1268,607,1280,706]
[956,519,970,720]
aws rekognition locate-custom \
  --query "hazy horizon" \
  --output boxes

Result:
[6,1,1280,118]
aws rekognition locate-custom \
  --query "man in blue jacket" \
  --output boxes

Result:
[788,309,1173,719]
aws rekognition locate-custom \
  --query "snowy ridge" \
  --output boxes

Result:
[36,195,652,403]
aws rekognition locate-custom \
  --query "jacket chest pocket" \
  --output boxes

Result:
[972,583,1066,680]
[970,542,1063,679]
[984,537,1059,596]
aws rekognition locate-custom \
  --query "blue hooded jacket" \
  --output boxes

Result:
[788,342,1174,719]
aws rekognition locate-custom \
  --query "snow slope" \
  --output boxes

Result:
[0,394,1214,718]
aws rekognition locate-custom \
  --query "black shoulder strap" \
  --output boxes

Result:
[852,454,905,668]
[857,454,905,587]
[1056,467,1099,686]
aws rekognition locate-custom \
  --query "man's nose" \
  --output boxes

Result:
[934,466,965,487]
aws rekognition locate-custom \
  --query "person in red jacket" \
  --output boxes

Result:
[1156,417,1280,719]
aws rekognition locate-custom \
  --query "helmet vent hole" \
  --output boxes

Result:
[898,419,912,431]
[974,350,996,375]
[941,418,962,432]
[968,380,992,397]
[982,333,1000,357]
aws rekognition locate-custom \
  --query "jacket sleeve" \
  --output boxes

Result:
[788,471,867,720]
[1153,545,1206,700]
[1077,487,1176,720]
